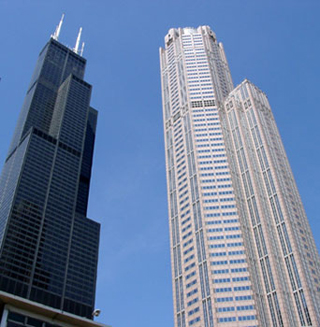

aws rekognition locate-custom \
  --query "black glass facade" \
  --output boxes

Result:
[0,38,99,319]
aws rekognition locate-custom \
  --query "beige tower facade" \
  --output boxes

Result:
[160,26,320,327]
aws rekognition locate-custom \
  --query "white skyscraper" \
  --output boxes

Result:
[160,26,320,327]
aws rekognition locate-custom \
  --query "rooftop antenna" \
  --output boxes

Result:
[80,42,85,56]
[74,27,82,54]
[51,14,64,40]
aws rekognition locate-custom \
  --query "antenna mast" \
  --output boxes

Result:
[74,27,82,54]
[80,42,85,56]
[51,14,64,40]
[51,16,85,56]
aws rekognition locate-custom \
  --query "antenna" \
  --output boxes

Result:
[51,14,64,40]
[80,42,85,56]
[74,27,82,54]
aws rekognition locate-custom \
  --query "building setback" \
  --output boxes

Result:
[160,26,320,327]
[0,22,105,326]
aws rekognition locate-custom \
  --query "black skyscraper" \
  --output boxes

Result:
[0,33,99,319]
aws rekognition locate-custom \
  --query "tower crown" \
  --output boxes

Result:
[51,14,85,56]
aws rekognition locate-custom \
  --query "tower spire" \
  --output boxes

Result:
[74,27,82,54]
[80,42,85,56]
[51,14,64,41]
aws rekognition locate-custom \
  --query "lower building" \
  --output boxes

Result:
[0,291,110,327]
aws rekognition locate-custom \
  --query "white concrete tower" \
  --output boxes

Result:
[220,80,320,326]
[160,26,320,327]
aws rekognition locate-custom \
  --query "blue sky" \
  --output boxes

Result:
[0,1,320,326]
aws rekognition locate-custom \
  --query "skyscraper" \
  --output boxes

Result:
[0,19,103,325]
[160,26,320,327]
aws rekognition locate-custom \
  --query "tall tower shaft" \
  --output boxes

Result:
[0,36,99,320]
[160,26,320,327]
